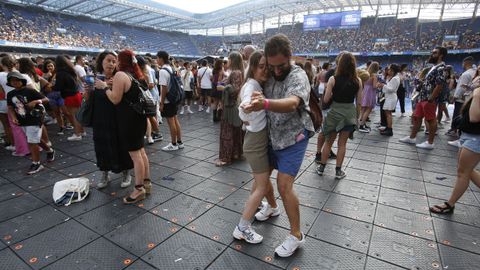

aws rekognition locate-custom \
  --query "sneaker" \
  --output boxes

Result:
[206,107,211,113]
[65,125,74,130]
[152,133,163,142]
[27,163,44,175]
[358,124,370,133]
[445,129,457,136]
[316,163,326,176]
[12,152,27,157]
[335,169,346,180]
[57,128,65,135]
[120,172,132,188]
[399,136,416,144]
[67,134,82,141]
[401,113,406,117]
[198,106,204,112]
[46,149,55,162]
[45,118,57,125]
[46,141,52,147]
[81,132,87,137]
[147,136,154,145]
[233,226,263,244]
[177,142,184,149]
[187,108,194,114]
[416,141,434,149]
[448,140,461,148]
[180,107,185,115]
[162,143,179,151]
[377,126,386,131]
[274,233,305,257]
[97,172,110,189]
[255,203,281,221]
[258,201,268,210]
[380,128,393,136]
[314,152,321,164]
[5,145,15,151]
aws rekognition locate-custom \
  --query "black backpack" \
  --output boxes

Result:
[162,68,184,105]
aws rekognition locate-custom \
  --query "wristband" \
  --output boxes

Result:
[263,99,270,110]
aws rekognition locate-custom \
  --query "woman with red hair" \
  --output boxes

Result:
[105,50,151,204]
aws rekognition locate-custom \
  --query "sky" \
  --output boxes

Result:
[152,0,247,14]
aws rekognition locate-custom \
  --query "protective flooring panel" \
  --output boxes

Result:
[188,206,240,245]
[181,148,217,161]
[12,220,99,269]
[308,211,372,254]
[0,176,9,186]
[156,171,205,192]
[295,171,339,191]
[0,183,25,203]
[292,184,331,209]
[230,222,292,269]
[334,180,380,202]
[217,188,251,214]
[383,164,424,181]
[381,175,426,195]
[0,248,31,270]
[286,236,366,270]
[265,200,320,234]
[42,237,136,270]
[378,188,430,214]
[374,204,435,241]
[43,154,86,170]
[135,184,179,210]
[428,198,480,228]
[158,156,199,170]
[106,213,179,257]
[364,257,407,270]
[181,161,225,178]
[385,156,421,169]
[347,159,384,174]
[125,259,157,270]
[368,226,440,270]
[209,168,253,187]
[352,151,386,163]
[0,193,45,223]
[12,170,67,192]
[433,217,480,255]
[142,228,225,270]
[386,148,419,159]
[184,179,238,204]
[323,194,376,223]
[425,183,479,207]
[227,160,253,173]
[57,161,98,178]
[439,244,480,270]
[343,167,382,185]
[422,170,456,188]
[146,164,178,182]
[76,200,146,235]
[57,189,115,217]
[207,247,282,270]
[151,194,211,226]
[0,206,68,245]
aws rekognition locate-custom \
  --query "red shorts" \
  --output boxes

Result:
[64,93,82,108]
[414,101,437,121]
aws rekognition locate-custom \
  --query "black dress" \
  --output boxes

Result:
[116,77,147,151]
[92,88,133,173]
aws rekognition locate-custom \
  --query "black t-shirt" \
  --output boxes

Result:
[332,75,359,103]
[7,87,45,126]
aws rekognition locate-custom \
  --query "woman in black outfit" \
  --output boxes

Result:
[92,51,133,189]
[105,50,150,204]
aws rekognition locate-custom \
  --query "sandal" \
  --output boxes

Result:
[215,160,229,167]
[123,185,146,204]
[144,179,152,195]
[429,202,454,214]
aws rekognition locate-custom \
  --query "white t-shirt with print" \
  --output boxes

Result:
[158,64,172,104]
[197,67,212,89]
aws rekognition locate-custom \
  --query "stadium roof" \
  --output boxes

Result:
[10,0,480,31]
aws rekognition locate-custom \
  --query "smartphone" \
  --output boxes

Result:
[96,74,106,81]
[85,75,95,85]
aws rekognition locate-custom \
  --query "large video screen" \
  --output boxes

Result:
[303,11,361,31]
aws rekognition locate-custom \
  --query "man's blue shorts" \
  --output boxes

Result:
[268,130,309,177]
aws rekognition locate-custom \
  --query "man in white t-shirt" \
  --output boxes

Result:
[196,60,212,112]
[157,51,183,152]
[74,55,86,93]
[180,62,194,115]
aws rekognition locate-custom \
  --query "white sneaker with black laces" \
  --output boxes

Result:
[27,163,44,175]
[177,142,184,149]
[162,143,179,151]
[275,233,305,257]
[232,226,263,244]
[255,203,281,221]
[67,134,82,141]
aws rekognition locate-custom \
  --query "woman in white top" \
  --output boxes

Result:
[377,64,401,136]
[233,50,278,244]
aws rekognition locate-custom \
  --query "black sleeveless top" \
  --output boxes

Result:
[332,75,359,103]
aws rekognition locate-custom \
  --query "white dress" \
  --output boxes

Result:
[382,75,400,111]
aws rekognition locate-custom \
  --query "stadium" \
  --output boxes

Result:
[1,0,480,269]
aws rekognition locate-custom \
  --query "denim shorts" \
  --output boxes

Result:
[268,130,309,177]
[460,132,480,154]
[47,91,64,107]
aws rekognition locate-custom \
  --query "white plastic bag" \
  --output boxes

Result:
[52,177,90,206]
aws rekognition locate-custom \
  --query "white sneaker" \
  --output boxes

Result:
[187,108,194,114]
[198,106,204,112]
[162,143,179,151]
[377,126,386,131]
[206,107,211,113]
[177,142,184,149]
[448,140,461,148]
[258,201,268,210]
[147,136,154,145]
[401,113,406,117]
[233,226,263,244]
[5,145,15,151]
[67,134,82,141]
[120,172,132,188]
[255,203,281,221]
[46,141,52,147]
[275,233,305,257]
[399,136,416,144]
[97,172,110,189]
[416,141,434,149]
[180,107,185,115]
